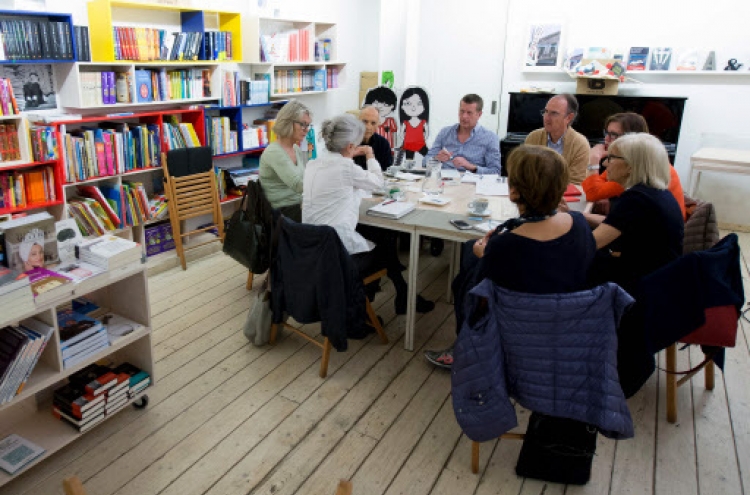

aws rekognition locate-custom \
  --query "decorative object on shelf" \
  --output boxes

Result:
[675,49,702,71]
[649,47,673,70]
[724,58,743,71]
[382,70,394,89]
[627,47,649,71]
[525,23,562,68]
[703,51,716,70]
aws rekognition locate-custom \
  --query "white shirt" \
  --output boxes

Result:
[303,153,384,254]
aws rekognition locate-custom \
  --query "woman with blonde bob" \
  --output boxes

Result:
[259,100,312,222]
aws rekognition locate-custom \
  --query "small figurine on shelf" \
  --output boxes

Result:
[724,58,743,71]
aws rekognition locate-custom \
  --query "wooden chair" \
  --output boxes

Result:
[63,476,87,495]
[163,147,225,270]
[665,344,714,423]
[269,269,389,378]
[471,433,525,474]
[335,479,353,494]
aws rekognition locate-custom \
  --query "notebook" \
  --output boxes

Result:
[366,201,417,219]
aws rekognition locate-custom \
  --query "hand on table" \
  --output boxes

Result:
[453,156,476,171]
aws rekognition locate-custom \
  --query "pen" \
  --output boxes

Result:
[382,199,396,206]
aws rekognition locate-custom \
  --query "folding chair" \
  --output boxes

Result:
[163,147,225,270]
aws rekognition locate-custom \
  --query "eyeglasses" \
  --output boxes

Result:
[603,130,623,140]
[540,109,564,118]
[295,121,311,130]
[606,154,626,163]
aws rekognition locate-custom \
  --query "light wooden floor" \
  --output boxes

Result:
[3,233,750,495]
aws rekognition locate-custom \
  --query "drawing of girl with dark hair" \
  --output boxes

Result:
[364,86,398,150]
[398,86,430,159]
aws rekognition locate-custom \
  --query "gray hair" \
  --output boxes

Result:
[320,114,365,152]
[612,133,670,190]
[273,100,312,139]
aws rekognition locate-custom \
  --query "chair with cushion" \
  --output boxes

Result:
[269,217,388,378]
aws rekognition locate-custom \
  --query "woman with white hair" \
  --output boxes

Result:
[303,114,434,315]
[586,132,684,398]
[259,100,312,222]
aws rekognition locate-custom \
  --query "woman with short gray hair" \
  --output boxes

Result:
[259,100,312,222]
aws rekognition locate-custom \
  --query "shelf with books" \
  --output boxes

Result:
[213,146,267,160]
[87,0,242,63]
[0,10,77,63]
[0,199,63,217]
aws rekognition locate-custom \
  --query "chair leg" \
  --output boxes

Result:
[471,441,480,474]
[269,323,280,345]
[320,337,332,378]
[365,299,389,344]
[246,271,254,291]
[666,344,678,423]
[705,358,715,390]
[335,479,353,495]
[63,476,87,495]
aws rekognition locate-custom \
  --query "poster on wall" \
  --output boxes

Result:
[2,64,58,112]
[525,23,562,68]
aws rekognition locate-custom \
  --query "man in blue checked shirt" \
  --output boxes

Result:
[423,94,501,175]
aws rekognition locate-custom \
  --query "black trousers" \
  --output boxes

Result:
[353,225,408,300]
[452,240,485,336]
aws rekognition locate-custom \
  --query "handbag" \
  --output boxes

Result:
[243,278,273,346]
[223,182,272,273]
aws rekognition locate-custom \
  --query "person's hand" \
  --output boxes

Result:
[453,156,475,171]
[353,146,367,157]
[590,144,606,168]
[473,230,493,258]
[436,148,452,162]
[356,146,374,159]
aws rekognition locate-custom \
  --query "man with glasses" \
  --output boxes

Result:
[524,94,590,184]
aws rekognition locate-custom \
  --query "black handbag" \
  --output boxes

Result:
[515,412,598,485]
[223,181,272,273]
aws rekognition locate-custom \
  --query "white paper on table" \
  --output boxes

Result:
[475,177,509,196]
[440,168,461,180]
[395,172,422,181]
[461,172,480,183]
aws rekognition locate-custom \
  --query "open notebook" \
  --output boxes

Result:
[366,201,417,219]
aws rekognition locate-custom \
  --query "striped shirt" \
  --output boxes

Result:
[547,132,564,155]
[423,124,501,174]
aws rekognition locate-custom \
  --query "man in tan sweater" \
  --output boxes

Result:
[524,94,590,184]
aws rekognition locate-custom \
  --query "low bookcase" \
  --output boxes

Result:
[0,262,153,487]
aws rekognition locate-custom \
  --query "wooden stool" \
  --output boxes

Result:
[665,344,715,423]
[471,433,525,474]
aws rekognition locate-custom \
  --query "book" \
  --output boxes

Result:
[0,434,45,475]
[26,267,73,304]
[627,47,650,71]
[77,235,141,270]
[650,47,673,70]
[0,212,58,272]
[55,218,84,265]
[113,362,149,387]
[53,382,105,416]
[134,70,152,103]
[68,364,118,396]
[56,309,104,347]
[0,266,29,297]
[366,200,417,219]
[101,313,143,339]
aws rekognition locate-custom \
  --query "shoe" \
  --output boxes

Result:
[424,347,453,369]
[395,295,435,315]
[430,238,444,257]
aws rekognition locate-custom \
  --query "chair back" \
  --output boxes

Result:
[683,194,719,254]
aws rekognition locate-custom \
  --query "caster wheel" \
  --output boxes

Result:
[132,395,149,409]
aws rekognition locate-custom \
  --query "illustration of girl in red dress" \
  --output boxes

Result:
[398,86,430,159]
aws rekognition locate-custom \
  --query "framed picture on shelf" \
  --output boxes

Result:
[2,64,58,112]
[524,22,563,70]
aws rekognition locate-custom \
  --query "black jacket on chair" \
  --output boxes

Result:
[271,217,367,352]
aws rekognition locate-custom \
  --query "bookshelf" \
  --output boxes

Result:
[0,262,154,487]
[86,0,242,63]
[0,9,77,63]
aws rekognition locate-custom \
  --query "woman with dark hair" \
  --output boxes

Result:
[398,87,430,158]
[582,112,686,219]
[425,145,597,369]
[364,86,398,149]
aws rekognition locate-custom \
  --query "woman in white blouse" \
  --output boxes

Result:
[303,114,434,315]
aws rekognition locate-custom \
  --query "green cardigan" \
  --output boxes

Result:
[259,142,307,208]
[524,127,590,185]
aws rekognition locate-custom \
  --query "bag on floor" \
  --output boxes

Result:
[515,412,598,485]
[244,286,272,346]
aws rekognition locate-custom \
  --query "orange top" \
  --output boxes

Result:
[582,166,686,220]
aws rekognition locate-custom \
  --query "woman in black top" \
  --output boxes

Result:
[586,132,684,396]
[425,144,597,369]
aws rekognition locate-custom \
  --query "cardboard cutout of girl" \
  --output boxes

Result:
[363,86,398,150]
[398,86,430,159]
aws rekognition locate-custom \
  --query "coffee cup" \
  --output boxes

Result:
[468,198,489,214]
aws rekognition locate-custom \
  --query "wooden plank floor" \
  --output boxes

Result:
[3,233,750,495]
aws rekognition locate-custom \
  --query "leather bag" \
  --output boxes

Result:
[223,181,272,273]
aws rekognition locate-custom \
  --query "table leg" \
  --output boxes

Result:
[446,241,459,304]
[405,230,420,351]
[688,169,701,197]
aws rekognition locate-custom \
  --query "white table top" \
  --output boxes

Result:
[691,147,750,165]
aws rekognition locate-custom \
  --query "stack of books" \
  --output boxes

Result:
[0,165,57,209]
[0,79,20,116]
[0,267,34,321]
[0,319,55,405]
[29,126,60,162]
[73,25,90,62]
[113,362,150,399]
[56,309,109,369]
[0,123,21,161]
[26,267,73,305]
[77,235,142,270]
[52,381,106,432]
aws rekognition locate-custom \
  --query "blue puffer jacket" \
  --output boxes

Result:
[452,280,635,442]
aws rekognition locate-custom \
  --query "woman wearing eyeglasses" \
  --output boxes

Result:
[259,100,312,222]
[586,132,684,397]
[582,112,686,219]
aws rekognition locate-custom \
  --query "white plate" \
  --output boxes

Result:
[467,209,492,217]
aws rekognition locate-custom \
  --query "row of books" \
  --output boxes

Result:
[0,19,73,61]
[0,318,54,405]
[29,126,60,162]
[53,361,150,432]
[0,123,21,162]
[260,29,313,63]
[69,182,153,235]
[163,122,201,150]
[74,25,91,62]
[79,72,119,107]
[219,73,272,107]
[272,68,337,94]
[57,307,111,369]
[204,31,234,61]
[112,28,233,62]
[564,47,720,72]
[0,166,57,209]
[241,124,269,150]
[0,266,34,325]
[0,79,19,116]
[206,116,238,156]
[134,69,211,104]
[62,123,161,183]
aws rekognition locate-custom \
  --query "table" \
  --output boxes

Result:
[689,147,750,197]
[358,179,587,351]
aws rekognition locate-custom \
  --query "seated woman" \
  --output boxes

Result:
[303,114,434,316]
[425,144,596,369]
[259,100,312,222]
[582,112,686,220]
[586,132,684,396]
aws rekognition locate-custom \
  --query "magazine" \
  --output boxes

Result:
[0,434,45,475]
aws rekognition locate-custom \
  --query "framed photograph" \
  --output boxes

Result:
[525,23,563,69]
[1,64,58,112]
